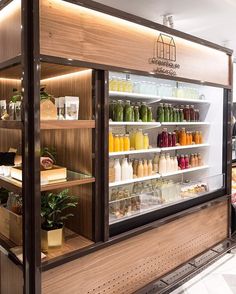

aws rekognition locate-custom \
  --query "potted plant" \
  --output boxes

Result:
[40,85,57,120]
[41,189,78,252]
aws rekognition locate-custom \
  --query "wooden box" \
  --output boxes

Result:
[0,205,22,245]
[11,165,67,183]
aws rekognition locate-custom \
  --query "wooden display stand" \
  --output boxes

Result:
[0,0,233,293]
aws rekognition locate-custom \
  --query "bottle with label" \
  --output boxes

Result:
[176,108,180,122]
[153,154,159,173]
[194,153,199,166]
[179,155,186,170]
[174,156,178,171]
[109,159,115,183]
[166,153,171,172]
[137,160,144,178]
[148,159,153,176]
[124,100,133,122]
[130,130,136,149]
[194,131,200,144]
[184,105,190,122]
[185,155,190,169]
[124,134,130,151]
[179,108,184,122]
[172,132,177,146]
[135,129,144,150]
[133,159,139,176]
[134,106,140,122]
[109,130,114,153]
[180,128,187,146]
[198,153,203,166]
[162,128,168,147]
[199,131,203,144]
[119,135,124,151]
[121,158,129,181]
[143,159,148,177]
[169,104,173,122]
[190,105,195,122]
[109,100,116,120]
[159,154,167,174]
[190,154,195,167]
[143,133,149,149]
[157,103,164,122]
[168,132,172,147]
[114,134,120,152]
[114,159,121,182]
[114,100,124,121]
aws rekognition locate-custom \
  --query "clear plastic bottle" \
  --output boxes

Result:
[174,156,178,171]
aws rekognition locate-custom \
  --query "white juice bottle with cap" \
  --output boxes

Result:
[128,161,133,179]
[166,153,171,173]
[159,154,166,174]
[114,159,121,182]
[121,158,129,181]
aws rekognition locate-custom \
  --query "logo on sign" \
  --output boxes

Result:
[148,33,180,76]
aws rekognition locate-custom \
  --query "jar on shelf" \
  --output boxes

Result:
[124,100,133,122]
[114,100,124,122]
[157,103,164,122]
[147,106,153,122]
[134,106,140,122]
[140,102,148,122]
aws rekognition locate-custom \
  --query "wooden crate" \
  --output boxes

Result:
[0,205,22,245]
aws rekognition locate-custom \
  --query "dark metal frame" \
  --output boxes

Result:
[0,0,233,293]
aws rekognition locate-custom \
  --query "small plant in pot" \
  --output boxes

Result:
[41,189,78,252]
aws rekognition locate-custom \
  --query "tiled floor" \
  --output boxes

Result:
[172,248,236,294]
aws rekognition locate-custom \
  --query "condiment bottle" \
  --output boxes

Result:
[185,155,190,169]
[109,130,114,152]
[164,103,170,122]
[190,154,195,167]
[114,134,120,152]
[159,154,167,174]
[172,132,177,147]
[157,103,164,122]
[162,128,168,147]
[153,154,159,173]
[143,133,149,149]
[128,161,133,179]
[190,105,195,122]
[137,160,144,178]
[114,159,121,181]
[135,129,144,150]
[121,158,129,181]
[166,153,171,172]
[124,134,130,151]
[119,135,124,151]
[148,159,153,176]
[179,155,186,170]
[143,159,148,177]
[184,105,190,122]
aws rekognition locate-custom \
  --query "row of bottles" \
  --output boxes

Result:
[109,76,201,99]
[109,100,153,122]
[109,100,201,123]
[109,129,150,152]
[157,103,200,122]
[157,128,203,148]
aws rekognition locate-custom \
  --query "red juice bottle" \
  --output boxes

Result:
[179,155,185,170]
[162,128,168,147]
[184,154,189,169]
[168,132,172,147]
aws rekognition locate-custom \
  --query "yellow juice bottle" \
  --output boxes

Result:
[143,133,149,149]
[119,135,124,151]
[130,130,135,149]
[135,129,144,150]
[124,134,130,151]
[109,130,113,153]
[114,134,120,152]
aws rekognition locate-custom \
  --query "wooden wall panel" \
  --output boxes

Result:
[0,253,23,294]
[40,0,230,86]
[42,200,228,294]
[0,0,21,63]
[40,70,93,239]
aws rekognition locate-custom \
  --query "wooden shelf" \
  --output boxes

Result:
[43,228,94,262]
[0,171,95,194]
[40,120,95,129]
[109,91,211,104]
[0,121,22,129]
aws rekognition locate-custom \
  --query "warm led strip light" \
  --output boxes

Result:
[41,68,92,82]
[0,0,20,20]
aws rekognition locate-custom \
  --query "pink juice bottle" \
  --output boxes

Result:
[179,155,185,170]
[162,128,168,147]
[184,154,189,169]
[168,132,172,147]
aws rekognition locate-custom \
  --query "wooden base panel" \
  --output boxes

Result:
[42,199,228,294]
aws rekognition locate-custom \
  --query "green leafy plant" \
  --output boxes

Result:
[40,85,51,101]
[11,88,22,103]
[41,189,78,231]
[40,146,56,163]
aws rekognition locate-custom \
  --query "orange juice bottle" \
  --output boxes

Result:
[199,131,203,144]
[119,135,124,151]
[180,128,187,145]
[189,132,193,145]
[186,132,190,145]
[124,134,130,151]
[114,134,120,152]
[130,130,136,149]
[194,131,200,144]
[143,133,149,149]
[109,130,114,152]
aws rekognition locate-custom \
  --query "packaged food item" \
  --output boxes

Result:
[185,155,190,169]
[164,103,169,122]
[148,160,153,176]
[40,157,53,170]
[159,154,166,174]
[179,155,186,170]
[184,105,190,122]
[64,96,79,120]
[137,160,144,177]
[190,105,195,122]
[166,153,171,172]
[121,158,129,181]
[109,100,116,121]
[109,160,115,183]
[119,135,124,151]
[134,106,140,122]
[128,161,133,179]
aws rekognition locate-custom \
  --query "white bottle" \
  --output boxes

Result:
[153,154,159,173]
[170,157,175,172]
[128,161,133,179]
[114,159,121,182]
[166,153,171,173]
[121,158,129,181]
[159,154,166,174]
[174,156,178,171]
